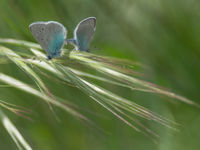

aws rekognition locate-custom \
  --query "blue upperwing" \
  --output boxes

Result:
[76,33,90,51]
[48,32,65,59]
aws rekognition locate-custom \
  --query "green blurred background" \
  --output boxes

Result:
[0,0,200,149]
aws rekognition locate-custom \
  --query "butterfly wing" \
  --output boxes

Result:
[29,21,67,59]
[74,17,96,51]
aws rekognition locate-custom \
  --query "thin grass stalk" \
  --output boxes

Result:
[0,73,88,122]
[0,109,32,150]
[69,51,200,107]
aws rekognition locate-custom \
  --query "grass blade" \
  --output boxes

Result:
[0,109,32,150]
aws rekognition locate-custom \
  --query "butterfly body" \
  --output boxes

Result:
[29,21,67,59]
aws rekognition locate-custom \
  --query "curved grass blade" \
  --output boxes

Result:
[69,50,200,108]
[0,73,89,122]
[28,48,155,93]
[0,38,41,50]
[53,65,178,137]
[0,46,60,119]
[0,46,50,95]
[0,99,31,120]
[16,47,178,135]
[0,38,193,140]
[0,109,32,150]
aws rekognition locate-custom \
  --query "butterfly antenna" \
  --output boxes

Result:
[92,46,101,51]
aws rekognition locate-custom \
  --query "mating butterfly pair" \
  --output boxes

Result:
[29,17,96,59]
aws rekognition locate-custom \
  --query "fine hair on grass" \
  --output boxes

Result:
[0,38,199,147]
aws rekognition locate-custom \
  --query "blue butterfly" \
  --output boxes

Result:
[67,17,96,52]
[29,21,67,59]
